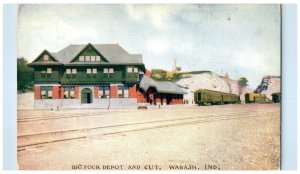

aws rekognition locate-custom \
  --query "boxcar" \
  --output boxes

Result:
[271,93,281,103]
[245,93,272,104]
[194,89,240,106]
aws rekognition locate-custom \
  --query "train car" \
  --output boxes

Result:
[271,93,281,103]
[245,93,272,104]
[194,89,240,106]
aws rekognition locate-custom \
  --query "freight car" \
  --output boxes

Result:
[194,89,240,106]
[271,93,281,103]
[245,93,272,104]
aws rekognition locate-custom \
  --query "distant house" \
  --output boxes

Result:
[29,43,184,109]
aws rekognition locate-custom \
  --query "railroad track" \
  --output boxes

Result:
[17,106,279,123]
[17,109,134,118]
[17,110,278,151]
[17,110,142,122]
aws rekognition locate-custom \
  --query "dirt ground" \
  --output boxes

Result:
[17,104,280,170]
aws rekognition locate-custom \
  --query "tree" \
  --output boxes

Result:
[151,69,167,81]
[166,71,174,80]
[175,66,181,72]
[238,77,249,87]
[17,57,34,92]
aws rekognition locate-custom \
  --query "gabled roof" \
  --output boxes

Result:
[140,76,186,94]
[50,45,86,63]
[43,43,143,65]
[29,50,63,66]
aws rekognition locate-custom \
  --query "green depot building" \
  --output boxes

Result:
[29,43,185,109]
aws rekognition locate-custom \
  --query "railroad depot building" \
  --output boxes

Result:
[29,43,185,109]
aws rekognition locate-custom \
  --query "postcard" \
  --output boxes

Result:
[16,4,281,170]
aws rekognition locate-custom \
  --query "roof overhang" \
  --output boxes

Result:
[28,62,63,67]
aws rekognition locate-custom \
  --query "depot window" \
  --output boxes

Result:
[41,68,52,78]
[79,56,84,61]
[104,68,114,78]
[47,68,52,73]
[117,85,129,98]
[96,56,101,61]
[44,55,49,61]
[99,85,110,98]
[64,86,75,99]
[66,69,71,74]
[41,86,52,99]
[127,67,138,73]
[66,69,77,78]
[85,56,91,62]
[127,67,133,73]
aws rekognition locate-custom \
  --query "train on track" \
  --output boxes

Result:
[194,89,240,106]
[194,89,281,106]
[271,93,281,103]
[245,93,273,104]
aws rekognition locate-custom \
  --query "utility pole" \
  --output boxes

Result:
[172,58,177,72]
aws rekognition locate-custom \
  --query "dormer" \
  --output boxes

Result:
[28,50,63,67]
[33,50,59,63]
[70,44,109,63]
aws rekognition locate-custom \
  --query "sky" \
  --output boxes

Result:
[17,4,281,89]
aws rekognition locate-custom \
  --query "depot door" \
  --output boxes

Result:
[81,88,93,104]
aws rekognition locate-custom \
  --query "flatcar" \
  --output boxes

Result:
[194,89,240,106]
[271,93,281,103]
[245,93,272,104]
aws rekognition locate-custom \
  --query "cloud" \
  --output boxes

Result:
[17,4,280,88]
[145,38,170,54]
[124,5,187,29]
